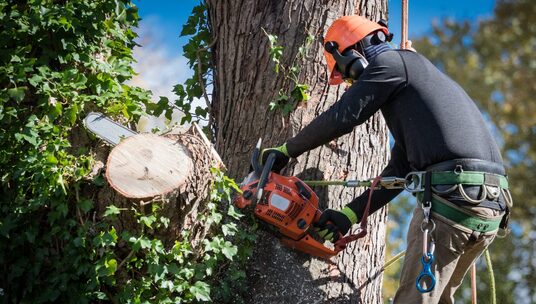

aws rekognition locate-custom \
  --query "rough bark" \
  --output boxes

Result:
[207,0,390,303]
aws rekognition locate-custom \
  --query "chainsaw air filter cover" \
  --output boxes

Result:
[234,172,320,241]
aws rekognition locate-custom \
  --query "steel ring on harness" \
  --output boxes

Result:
[416,253,436,293]
[459,184,487,204]
[501,188,514,208]
[420,218,436,233]
[486,185,501,200]
[431,184,458,195]
[496,227,510,239]
[404,171,426,193]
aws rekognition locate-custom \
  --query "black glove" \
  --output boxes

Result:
[260,143,290,173]
[314,207,357,242]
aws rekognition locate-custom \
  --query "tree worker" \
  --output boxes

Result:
[261,15,512,303]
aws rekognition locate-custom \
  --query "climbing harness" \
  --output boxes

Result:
[304,162,511,296]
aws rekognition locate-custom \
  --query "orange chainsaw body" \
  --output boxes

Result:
[234,172,338,260]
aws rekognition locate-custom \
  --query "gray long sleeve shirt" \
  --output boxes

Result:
[286,50,503,218]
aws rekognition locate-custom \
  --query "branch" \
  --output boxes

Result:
[196,37,217,111]
[196,36,217,138]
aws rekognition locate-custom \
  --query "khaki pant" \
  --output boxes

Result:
[393,196,503,304]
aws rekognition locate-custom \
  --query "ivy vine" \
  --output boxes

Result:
[263,28,313,115]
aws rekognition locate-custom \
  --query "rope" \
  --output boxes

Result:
[485,249,497,304]
[383,250,406,271]
[401,0,409,49]
[471,263,478,304]
[303,180,348,186]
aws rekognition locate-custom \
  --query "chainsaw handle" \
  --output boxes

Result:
[251,138,263,176]
[256,152,275,200]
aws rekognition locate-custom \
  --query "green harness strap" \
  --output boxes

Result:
[429,171,509,189]
[427,195,502,232]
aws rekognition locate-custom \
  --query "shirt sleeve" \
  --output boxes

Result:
[346,142,412,219]
[286,51,407,157]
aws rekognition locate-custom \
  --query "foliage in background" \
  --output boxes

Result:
[263,28,313,115]
[0,0,254,302]
[0,1,146,301]
[409,0,535,302]
[144,1,214,137]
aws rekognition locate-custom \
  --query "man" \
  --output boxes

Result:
[262,15,511,303]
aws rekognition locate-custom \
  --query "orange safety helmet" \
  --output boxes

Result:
[324,15,389,85]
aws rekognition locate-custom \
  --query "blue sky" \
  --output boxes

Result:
[129,0,496,130]
[132,0,495,56]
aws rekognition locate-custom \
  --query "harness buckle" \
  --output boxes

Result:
[404,171,426,193]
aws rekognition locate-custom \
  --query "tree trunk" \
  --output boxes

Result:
[207,0,390,303]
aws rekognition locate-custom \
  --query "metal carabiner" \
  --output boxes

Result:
[416,252,436,293]
[421,203,432,224]
[380,177,407,189]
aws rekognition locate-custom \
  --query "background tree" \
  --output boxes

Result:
[205,0,391,302]
[411,0,535,302]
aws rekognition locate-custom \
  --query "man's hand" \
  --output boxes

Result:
[261,143,290,173]
[406,40,417,52]
[314,207,358,242]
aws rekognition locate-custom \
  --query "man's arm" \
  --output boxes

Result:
[286,51,407,157]
[314,143,412,241]
[346,143,412,219]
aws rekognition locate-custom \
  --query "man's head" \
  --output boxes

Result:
[323,16,392,85]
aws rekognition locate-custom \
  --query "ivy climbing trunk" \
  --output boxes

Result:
[207,0,390,303]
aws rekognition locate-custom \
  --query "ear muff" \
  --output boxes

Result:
[324,41,368,81]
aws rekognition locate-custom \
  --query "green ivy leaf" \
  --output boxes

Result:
[291,84,309,102]
[139,215,156,229]
[105,258,117,276]
[190,281,211,302]
[268,101,278,111]
[139,237,151,249]
[77,198,93,213]
[227,205,244,220]
[66,104,78,126]
[8,87,26,102]
[222,223,237,236]
[282,102,295,116]
[221,242,238,260]
[103,205,121,217]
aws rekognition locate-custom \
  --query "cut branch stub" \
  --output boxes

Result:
[106,133,193,199]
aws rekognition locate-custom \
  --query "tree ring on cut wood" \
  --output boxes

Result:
[106,133,193,199]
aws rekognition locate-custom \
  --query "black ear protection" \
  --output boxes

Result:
[324,41,369,81]
[325,19,394,82]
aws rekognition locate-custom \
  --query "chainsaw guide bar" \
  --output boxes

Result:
[83,112,137,146]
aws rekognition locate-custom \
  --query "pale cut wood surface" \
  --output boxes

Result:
[106,133,193,199]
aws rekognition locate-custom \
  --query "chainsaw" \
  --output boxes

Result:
[233,139,361,260]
